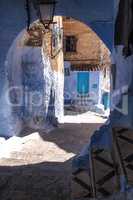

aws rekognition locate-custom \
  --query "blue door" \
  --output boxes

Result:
[77,72,89,95]
[102,92,110,110]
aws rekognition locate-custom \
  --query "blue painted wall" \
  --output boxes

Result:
[0,0,115,136]
[0,0,114,81]
[55,0,114,50]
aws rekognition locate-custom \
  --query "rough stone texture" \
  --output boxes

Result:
[63,18,110,69]
[0,167,71,200]
[63,18,100,64]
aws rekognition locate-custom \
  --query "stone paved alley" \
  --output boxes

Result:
[0,113,104,200]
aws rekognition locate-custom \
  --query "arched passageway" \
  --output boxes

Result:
[3,16,111,137]
[1,1,133,200]
[0,0,114,137]
[0,0,114,77]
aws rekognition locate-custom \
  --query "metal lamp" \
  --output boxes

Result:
[32,0,57,29]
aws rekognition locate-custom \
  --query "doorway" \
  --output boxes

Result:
[77,72,89,95]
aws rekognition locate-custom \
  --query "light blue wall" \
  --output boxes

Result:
[64,71,102,105]
[89,71,102,104]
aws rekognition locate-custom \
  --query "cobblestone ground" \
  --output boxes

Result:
[0,123,102,200]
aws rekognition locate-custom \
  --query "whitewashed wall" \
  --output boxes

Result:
[64,69,103,106]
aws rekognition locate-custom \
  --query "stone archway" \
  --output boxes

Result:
[1,1,133,200]
[2,13,111,137]
[0,0,114,76]
[0,0,114,138]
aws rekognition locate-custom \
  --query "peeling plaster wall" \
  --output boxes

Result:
[2,30,62,137]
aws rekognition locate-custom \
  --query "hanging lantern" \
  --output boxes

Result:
[32,0,57,29]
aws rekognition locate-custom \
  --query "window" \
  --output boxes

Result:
[65,36,77,53]
[64,17,71,20]
[65,67,70,76]
[92,84,98,89]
